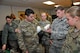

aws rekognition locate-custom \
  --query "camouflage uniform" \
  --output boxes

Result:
[2,22,18,53]
[39,20,51,53]
[49,17,69,53]
[61,27,80,53]
[33,19,39,26]
[17,20,42,53]
[39,20,50,27]
[33,19,45,53]
[12,19,20,25]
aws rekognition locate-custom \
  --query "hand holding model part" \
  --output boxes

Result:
[44,24,50,31]
[37,24,51,45]
[37,24,50,33]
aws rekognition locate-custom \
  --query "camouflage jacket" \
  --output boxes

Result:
[62,27,80,53]
[38,20,51,45]
[2,22,18,45]
[39,20,50,27]
[51,17,69,47]
[17,20,39,52]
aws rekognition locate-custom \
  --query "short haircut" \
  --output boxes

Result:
[25,9,34,16]
[6,16,12,19]
[55,6,65,11]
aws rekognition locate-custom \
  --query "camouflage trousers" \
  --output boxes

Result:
[49,45,62,53]
[9,40,19,53]
[61,45,80,53]
[44,45,50,53]
[10,49,18,53]
[22,44,44,53]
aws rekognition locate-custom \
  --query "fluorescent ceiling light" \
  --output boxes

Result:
[43,1,55,5]
[73,2,80,5]
[54,5,61,7]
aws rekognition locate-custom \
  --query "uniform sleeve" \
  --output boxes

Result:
[77,35,80,52]
[17,24,27,52]
[2,25,8,45]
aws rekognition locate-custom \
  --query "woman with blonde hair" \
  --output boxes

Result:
[62,6,80,53]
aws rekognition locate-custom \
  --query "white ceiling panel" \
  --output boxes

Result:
[0,0,78,9]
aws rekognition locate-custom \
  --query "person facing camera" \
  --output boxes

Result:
[2,16,19,53]
[17,9,42,53]
[38,12,51,53]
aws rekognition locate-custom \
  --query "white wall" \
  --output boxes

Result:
[0,5,51,30]
[0,5,11,30]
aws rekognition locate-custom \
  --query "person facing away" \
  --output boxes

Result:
[46,13,52,23]
[46,6,69,53]
[17,9,42,53]
[10,13,20,25]
[38,12,51,53]
[2,16,19,53]
[61,6,80,53]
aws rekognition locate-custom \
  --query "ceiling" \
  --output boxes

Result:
[0,0,79,9]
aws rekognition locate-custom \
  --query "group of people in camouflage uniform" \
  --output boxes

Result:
[1,6,80,53]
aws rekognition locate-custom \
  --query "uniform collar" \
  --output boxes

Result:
[60,16,66,21]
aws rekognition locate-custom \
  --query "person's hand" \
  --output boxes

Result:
[49,40,53,45]
[15,28,21,33]
[15,28,19,32]
[45,28,51,33]
[2,44,6,50]
[26,50,28,53]
[44,24,50,31]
